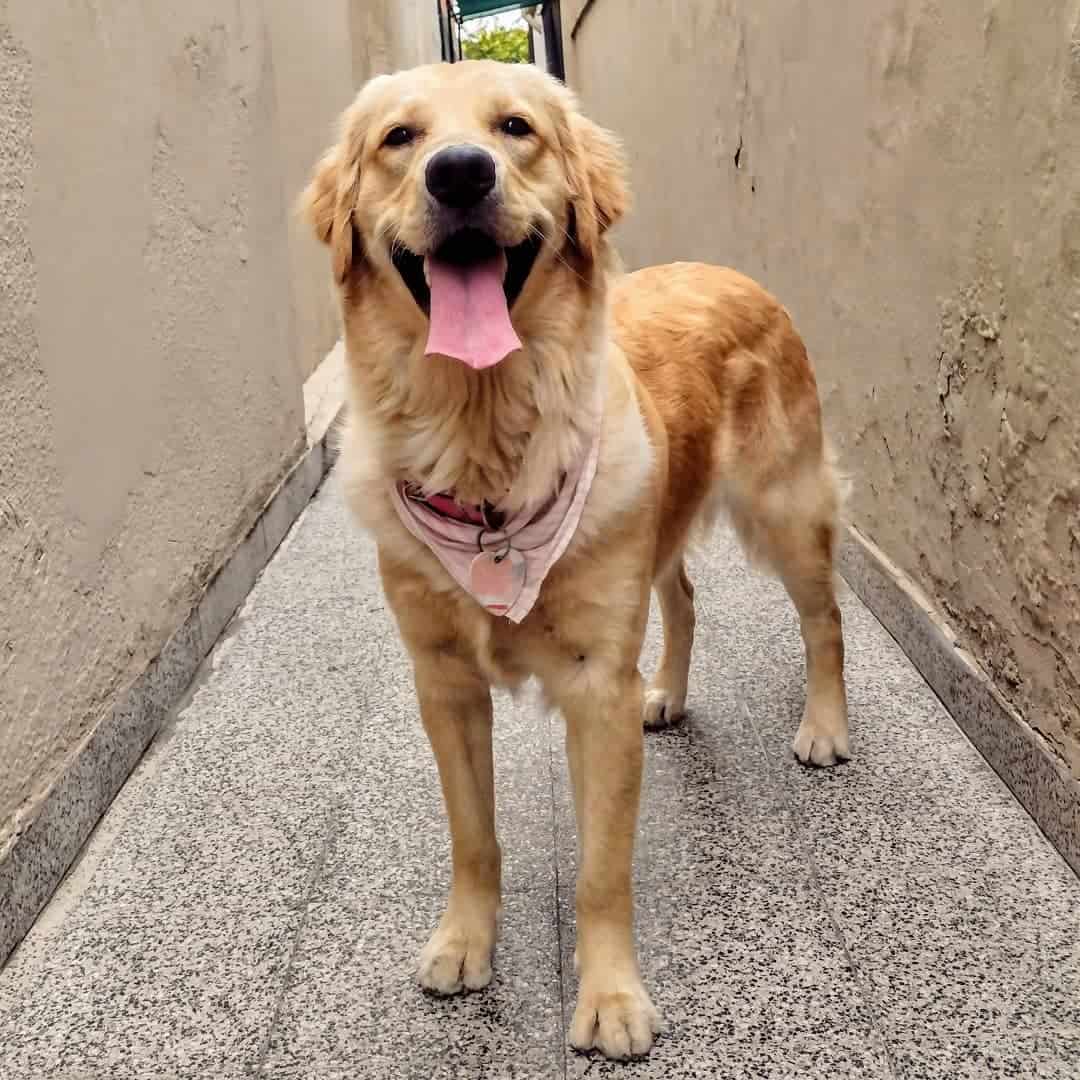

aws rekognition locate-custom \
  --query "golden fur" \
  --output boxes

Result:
[303,60,849,1061]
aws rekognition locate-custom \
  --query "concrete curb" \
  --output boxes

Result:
[838,524,1080,878]
[0,369,345,969]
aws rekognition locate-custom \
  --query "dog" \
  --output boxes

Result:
[302,60,849,1061]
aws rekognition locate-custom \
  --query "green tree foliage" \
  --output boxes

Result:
[462,25,529,64]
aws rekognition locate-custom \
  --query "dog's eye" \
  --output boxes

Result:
[500,116,533,138]
[383,126,415,148]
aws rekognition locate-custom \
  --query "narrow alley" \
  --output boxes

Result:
[1,472,1077,1080]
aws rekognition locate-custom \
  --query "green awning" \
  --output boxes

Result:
[455,1,530,21]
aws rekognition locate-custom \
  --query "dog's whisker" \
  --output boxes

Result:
[374,218,403,251]
[528,224,592,289]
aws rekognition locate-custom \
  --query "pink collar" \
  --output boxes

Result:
[389,425,601,622]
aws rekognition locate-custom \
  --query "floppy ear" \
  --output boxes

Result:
[562,113,630,261]
[300,143,362,284]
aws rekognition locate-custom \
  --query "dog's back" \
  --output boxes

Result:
[614,262,835,562]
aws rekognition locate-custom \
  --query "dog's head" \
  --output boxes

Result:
[302,61,628,370]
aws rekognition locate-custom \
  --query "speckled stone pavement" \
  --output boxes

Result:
[2,472,1078,1080]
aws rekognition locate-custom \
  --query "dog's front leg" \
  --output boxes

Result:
[413,655,501,995]
[560,670,660,1059]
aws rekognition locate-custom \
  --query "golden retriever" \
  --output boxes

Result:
[303,60,849,1061]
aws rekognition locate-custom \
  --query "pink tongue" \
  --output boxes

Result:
[425,256,522,370]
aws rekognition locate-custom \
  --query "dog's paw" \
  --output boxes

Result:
[642,687,685,730]
[418,918,496,995]
[569,977,661,1060]
[793,711,850,767]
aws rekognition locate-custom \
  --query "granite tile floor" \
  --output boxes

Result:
[2,472,1079,1080]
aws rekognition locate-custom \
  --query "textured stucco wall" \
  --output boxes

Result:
[565,0,1080,775]
[264,0,356,380]
[0,0,303,851]
[275,0,440,379]
[0,0,437,853]
[351,0,442,87]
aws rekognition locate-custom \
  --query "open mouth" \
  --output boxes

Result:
[391,227,544,371]
[391,228,542,316]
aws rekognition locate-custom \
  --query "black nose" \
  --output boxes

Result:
[425,145,496,209]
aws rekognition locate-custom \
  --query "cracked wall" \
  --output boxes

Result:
[565,0,1080,774]
[0,0,436,853]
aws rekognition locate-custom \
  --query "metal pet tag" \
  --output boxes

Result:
[468,548,525,615]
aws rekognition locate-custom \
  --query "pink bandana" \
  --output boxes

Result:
[389,425,601,622]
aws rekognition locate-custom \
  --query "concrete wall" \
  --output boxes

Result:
[351,0,443,88]
[284,0,440,379]
[0,0,437,855]
[564,0,1080,776]
[264,0,356,380]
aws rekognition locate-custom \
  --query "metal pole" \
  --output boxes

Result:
[542,0,565,81]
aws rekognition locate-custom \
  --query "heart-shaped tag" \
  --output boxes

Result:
[468,548,526,615]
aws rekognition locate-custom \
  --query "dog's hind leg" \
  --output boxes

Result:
[731,460,850,766]
[643,558,696,729]
[774,521,849,766]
